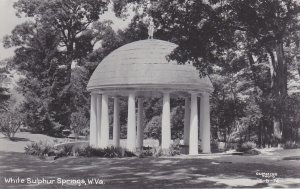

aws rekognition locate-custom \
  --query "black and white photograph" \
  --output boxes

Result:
[0,0,300,188]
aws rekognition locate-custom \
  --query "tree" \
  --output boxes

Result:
[222,0,300,143]
[3,0,114,135]
[70,110,89,137]
[0,61,10,112]
[3,21,65,135]
[13,0,109,70]
[9,0,109,126]
[117,0,300,144]
[171,105,184,139]
[145,115,162,144]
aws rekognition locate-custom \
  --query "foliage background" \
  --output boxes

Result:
[1,0,300,147]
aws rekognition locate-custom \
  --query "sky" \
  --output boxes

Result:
[0,0,132,60]
[0,0,25,60]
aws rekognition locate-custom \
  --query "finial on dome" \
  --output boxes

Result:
[148,17,154,39]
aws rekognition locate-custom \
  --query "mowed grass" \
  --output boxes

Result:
[0,132,160,153]
[0,132,299,188]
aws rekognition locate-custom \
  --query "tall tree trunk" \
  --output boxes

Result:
[267,42,288,145]
[297,57,300,78]
[229,78,238,135]
[63,43,75,128]
[258,121,262,148]
[298,64,300,78]
[248,53,266,148]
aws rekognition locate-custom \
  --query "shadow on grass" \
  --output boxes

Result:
[0,136,32,142]
[10,137,32,142]
[282,156,300,160]
[0,151,299,189]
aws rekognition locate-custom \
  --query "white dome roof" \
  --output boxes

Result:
[87,39,213,93]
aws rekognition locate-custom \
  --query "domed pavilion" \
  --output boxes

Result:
[87,39,213,155]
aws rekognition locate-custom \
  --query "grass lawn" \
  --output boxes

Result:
[0,132,299,188]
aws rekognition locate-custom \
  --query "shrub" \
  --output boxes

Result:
[152,147,163,157]
[75,146,105,157]
[211,139,222,152]
[138,140,181,158]
[123,150,136,157]
[74,146,88,156]
[55,144,74,157]
[237,141,256,152]
[70,111,89,137]
[244,149,260,155]
[103,147,123,158]
[25,141,83,158]
[139,150,153,158]
[284,141,299,149]
[24,141,55,157]
[168,139,181,156]
[0,112,24,140]
[75,146,136,158]
[136,147,162,158]
[144,116,162,145]
[137,148,153,158]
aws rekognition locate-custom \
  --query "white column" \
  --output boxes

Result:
[100,94,109,148]
[89,94,97,147]
[96,94,102,148]
[137,98,144,149]
[113,97,120,147]
[127,92,136,151]
[200,93,211,153]
[183,97,190,145]
[189,93,199,155]
[199,97,203,142]
[161,92,171,150]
